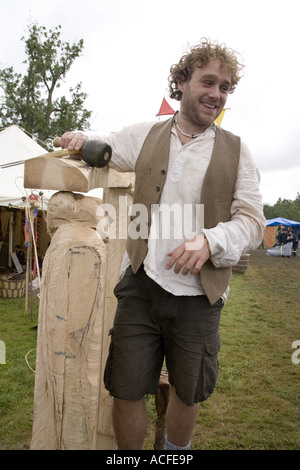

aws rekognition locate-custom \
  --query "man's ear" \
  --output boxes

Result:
[178,79,186,93]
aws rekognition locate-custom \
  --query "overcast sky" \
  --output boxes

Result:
[1,0,299,205]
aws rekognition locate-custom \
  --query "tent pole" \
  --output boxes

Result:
[25,239,30,312]
[25,208,30,312]
[29,227,33,321]
[8,213,13,267]
[28,207,41,285]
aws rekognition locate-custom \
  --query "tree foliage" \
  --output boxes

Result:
[263,193,300,221]
[0,22,92,148]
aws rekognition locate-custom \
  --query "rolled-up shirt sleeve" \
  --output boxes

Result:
[203,141,266,267]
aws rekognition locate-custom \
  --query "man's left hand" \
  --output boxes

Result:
[166,234,210,275]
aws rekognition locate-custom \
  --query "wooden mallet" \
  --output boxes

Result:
[53,137,112,168]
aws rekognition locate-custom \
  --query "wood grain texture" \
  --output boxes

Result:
[31,193,107,449]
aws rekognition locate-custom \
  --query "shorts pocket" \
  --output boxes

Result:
[201,335,221,401]
[113,266,132,298]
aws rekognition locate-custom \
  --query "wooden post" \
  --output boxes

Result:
[154,367,170,450]
[96,187,133,449]
[30,192,108,449]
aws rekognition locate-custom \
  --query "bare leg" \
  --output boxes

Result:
[165,387,199,447]
[112,397,148,450]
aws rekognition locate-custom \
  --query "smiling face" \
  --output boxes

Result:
[178,59,232,133]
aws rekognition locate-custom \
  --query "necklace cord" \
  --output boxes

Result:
[175,115,202,139]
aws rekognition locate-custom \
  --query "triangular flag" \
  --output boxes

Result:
[215,109,227,126]
[156,98,175,116]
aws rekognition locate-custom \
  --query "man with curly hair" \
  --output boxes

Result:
[61,38,265,450]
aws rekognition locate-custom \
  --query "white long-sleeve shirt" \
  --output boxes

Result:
[92,120,266,299]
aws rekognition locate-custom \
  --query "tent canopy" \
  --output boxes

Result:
[0,125,55,209]
[266,217,300,227]
[264,217,300,248]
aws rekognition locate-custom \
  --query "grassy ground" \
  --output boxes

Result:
[0,249,299,450]
[191,248,300,450]
[0,296,39,450]
[146,249,300,450]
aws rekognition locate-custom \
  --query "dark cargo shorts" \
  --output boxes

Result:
[104,266,223,406]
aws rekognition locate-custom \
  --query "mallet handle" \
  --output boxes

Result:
[52,136,81,158]
[40,148,81,159]
[53,137,66,148]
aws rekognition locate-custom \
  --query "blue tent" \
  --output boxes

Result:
[266,217,300,227]
[264,217,300,247]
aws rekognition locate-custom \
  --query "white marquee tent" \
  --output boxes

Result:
[0,125,103,270]
[0,125,56,269]
[0,125,55,209]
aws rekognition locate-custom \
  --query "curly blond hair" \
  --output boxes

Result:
[168,38,244,101]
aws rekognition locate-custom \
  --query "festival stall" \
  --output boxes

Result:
[264,217,300,248]
[0,125,54,308]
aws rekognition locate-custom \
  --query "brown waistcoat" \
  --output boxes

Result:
[126,117,241,305]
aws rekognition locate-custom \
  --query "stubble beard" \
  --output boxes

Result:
[180,94,217,132]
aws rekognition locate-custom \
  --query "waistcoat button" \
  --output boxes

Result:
[156,186,160,192]
[161,169,166,175]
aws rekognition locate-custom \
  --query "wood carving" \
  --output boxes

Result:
[31,192,108,449]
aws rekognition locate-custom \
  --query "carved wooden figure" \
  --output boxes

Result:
[25,156,134,450]
[31,192,108,449]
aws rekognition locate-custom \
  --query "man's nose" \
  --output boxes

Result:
[208,85,221,100]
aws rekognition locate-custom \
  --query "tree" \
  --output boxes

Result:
[263,193,300,221]
[0,22,92,148]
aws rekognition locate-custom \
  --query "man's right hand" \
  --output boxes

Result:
[60,131,89,152]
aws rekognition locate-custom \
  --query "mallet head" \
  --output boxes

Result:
[81,140,112,168]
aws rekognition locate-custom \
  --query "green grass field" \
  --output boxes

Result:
[192,248,300,450]
[0,249,299,450]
